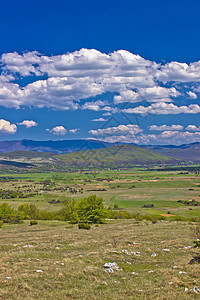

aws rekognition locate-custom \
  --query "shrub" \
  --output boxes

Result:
[152,218,157,224]
[0,220,3,228]
[78,223,91,230]
[30,220,38,226]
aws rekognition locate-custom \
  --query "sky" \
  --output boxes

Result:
[0,0,200,145]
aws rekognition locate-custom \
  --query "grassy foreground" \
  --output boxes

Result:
[0,220,199,299]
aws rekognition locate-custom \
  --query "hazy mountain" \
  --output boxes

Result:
[143,142,200,162]
[0,139,117,154]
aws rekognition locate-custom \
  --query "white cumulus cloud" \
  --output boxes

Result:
[186,125,200,131]
[0,48,199,112]
[187,91,198,99]
[69,128,79,133]
[89,124,142,137]
[0,119,17,134]
[18,120,38,128]
[47,126,67,135]
[91,118,108,122]
[123,103,200,115]
[149,124,183,131]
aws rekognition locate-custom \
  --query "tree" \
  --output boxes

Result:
[77,195,107,223]
[59,199,79,223]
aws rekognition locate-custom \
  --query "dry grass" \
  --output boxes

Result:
[0,220,200,299]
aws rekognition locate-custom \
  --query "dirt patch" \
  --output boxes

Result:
[160,214,176,217]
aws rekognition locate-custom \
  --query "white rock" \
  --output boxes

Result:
[132,251,141,256]
[179,271,186,274]
[131,272,138,275]
[192,287,200,293]
[162,249,170,251]
[35,269,43,273]
[151,253,157,257]
[105,268,113,273]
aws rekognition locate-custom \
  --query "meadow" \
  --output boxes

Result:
[0,168,200,299]
[0,169,199,219]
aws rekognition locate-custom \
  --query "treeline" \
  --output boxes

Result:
[0,195,108,224]
[0,195,199,226]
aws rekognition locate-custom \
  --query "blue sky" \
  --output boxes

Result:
[0,0,199,145]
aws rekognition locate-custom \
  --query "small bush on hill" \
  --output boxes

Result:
[78,223,91,230]
[30,220,38,226]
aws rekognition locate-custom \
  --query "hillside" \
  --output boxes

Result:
[56,144,177,169]
[143,142,200,163]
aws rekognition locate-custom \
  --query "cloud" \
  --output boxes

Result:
[18,120,38,128]
[0,49,199,111]
[187,91,197,99]
[155,61,200,82]
[114,86,180,104]
[149,124,183,131]
[186,125,200,131]
[123,103,200,115]
[69,128,79,133]
[89,124,142,137]
[47,126,67,135]
[82,100,106,111]
[0,119,17,134]
[91,118,108,122]
[1,51,43,76]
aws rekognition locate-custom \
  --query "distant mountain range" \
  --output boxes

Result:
[143,142,200,163]
[0,144,177,171]
[0,139,117,154]
[0,140,199,166]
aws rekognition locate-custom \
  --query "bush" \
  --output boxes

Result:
[0,220,3,228]
[30,220,38,226]
[78,223,91,230]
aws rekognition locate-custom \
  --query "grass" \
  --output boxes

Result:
[0,219,199,299]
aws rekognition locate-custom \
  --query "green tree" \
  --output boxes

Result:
[59,199,79,223]
[77,195,107,223]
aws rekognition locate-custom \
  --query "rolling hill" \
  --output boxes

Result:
[55,144,178,169]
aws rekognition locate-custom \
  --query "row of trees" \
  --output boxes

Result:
[0,195,108,224]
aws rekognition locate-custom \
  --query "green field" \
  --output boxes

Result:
[0,169,199,219]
